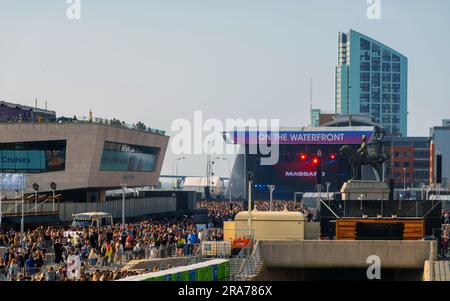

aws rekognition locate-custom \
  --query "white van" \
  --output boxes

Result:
[71,212,114,228]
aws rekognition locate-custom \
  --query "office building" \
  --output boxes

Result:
[335,29,408,136]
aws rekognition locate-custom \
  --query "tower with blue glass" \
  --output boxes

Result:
[335,29,408,136]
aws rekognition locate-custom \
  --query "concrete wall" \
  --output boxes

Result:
[304,223,321,240]
[59,197,176,221]
[259,240,437,269]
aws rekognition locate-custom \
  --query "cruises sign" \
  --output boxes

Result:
[229,127,375,145]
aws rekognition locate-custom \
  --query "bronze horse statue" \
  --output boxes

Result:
[338,145,387,181]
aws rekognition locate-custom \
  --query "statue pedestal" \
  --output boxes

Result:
[340,180,390,201]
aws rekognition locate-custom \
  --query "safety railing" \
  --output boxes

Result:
[1,196,60,217]
[60,116,166,136]
[234,240,262,281]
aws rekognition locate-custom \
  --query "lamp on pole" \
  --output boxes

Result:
[173,157,186,189]
[32,183,39,213]
[176,157,186,190]
[403,167,406,197]
[120,183,127,229]
[50,182,57,212]
[326,182,331,205]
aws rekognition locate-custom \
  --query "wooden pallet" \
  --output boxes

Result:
[336,218,425,240]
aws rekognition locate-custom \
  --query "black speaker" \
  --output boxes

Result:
[204,186,211,200]
[436,154,442,184]
[389,178,395,200]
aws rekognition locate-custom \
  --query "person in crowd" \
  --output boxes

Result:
[7,258,20,281]
[45,266,56,281]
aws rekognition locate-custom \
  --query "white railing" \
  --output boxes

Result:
[234,240,262,281]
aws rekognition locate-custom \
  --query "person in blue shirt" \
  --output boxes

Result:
[25,255,36,275]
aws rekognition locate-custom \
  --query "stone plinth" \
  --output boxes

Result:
[340,180,390,201]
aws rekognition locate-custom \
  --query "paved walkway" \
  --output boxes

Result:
[424,259,450,281]
[433,259,450,281]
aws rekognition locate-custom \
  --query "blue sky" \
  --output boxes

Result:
[1,0,449,176]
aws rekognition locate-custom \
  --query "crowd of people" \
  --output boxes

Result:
[0,217,204,281]
[197,200,315,227]
[440,210,450,258]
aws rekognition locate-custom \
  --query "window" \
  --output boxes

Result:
[372,44,381,56]
[0,140,66,173]
[360,51,370,62]
[361,62,370,71]
[392,63,400,72]
[392,115,400,124]
[382,73,391,82]
[392,74,400,82]
[382,94,391,103]
[392,126,400,135]
[393,104,400,113]
[100,142,159,172]
[382,50,391,61]
[392,83,400,93]
[382,63,391,72]
[414,150,429,159]
[392,54,400,62]
[360,83,370,93]
[382,115,391,123]
[360,104,370,113]
[392,94,400,103]
[371,57,381,71]
[382,83,391,93]
[414,161,430,169]
[371,92,380,102]
[382,104,391,113]
[403,152,410,157]
[361,38,370,51]
[360,93,370,102]
[413,142,430,149]
[361,72,370,82]
[394,152,400,157]
[371,104,380,114]
[394,162,401,168]
[403,162,410,168]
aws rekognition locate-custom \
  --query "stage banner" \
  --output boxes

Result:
[0,173,26,190]
[230,127,375,145]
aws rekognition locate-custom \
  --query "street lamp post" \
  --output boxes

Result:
[120,183,127,229]
[50,182,57,212]
[403,167,406,197]
[176,157,186,190]
[32,183,39,213]
[173,157,186,189]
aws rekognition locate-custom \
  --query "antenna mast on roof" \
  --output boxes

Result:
[309,78,313,126]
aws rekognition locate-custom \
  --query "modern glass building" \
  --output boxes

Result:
[335,29,408,137]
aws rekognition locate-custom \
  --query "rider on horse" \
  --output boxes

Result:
[357,135,369,163]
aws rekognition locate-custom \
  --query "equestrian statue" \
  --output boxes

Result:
[338,133,387,182]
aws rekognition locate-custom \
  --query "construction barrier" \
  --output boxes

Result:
[201,241,232,257]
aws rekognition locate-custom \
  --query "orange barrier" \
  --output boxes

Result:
[232,238,252,249]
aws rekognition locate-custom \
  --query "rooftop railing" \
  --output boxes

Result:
[0,115,166,136]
